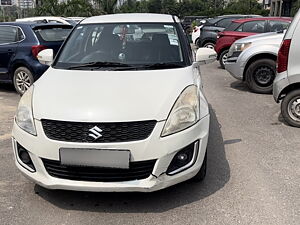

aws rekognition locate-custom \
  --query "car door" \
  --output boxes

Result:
[0,25,18,80]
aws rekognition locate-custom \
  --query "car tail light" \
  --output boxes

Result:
[277,39,291,73]
[31,45,47,58]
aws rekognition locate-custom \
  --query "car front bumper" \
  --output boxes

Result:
[225,57,245,81]
[273,71,289,103]
[12,115,209,192]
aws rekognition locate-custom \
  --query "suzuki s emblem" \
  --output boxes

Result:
[88,126,102,140]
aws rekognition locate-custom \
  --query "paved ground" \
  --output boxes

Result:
[0,62,299,225]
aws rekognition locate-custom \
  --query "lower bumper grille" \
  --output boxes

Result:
[42,158,156,182]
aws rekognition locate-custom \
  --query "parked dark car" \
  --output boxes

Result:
[195,15,261,48]
[215,17,292,68]
[0,22,72,94]
[182,16,207,33]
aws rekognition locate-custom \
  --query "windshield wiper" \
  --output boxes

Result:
[67,61,130,70]
[113,63,184,71]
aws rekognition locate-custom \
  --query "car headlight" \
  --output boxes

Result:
[161,85,200,137]
[15,86,36,135]
[228,42,252,57]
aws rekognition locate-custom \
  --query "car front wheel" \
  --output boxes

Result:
[281,89,300,127]
[13,67,34,95]
[245,59,276,94]
[219,49,229,69]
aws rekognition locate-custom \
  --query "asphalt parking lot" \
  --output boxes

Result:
[0,62,299,225]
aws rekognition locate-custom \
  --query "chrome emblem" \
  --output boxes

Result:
[88,126,102,140]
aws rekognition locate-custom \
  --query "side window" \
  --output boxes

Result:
[17,28,25,41]
[236,21,265,33]
[269,21,290,32]
[0,26,18,44]
[216,18,234,28]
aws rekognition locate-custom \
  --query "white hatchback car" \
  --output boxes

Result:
[12,14,216,192]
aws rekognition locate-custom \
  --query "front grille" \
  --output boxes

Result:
[41,119,156,143]
[42,158,156,182]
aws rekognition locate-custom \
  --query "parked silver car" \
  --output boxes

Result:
[274,10,300,127]
[225,32,284,93]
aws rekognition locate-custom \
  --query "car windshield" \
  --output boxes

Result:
[54,23,185,70]
[34,27,72,42]
[206,18,220,25]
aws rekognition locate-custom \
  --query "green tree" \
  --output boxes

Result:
[161,0,179,15]
[147,0,162,13]
[291,0,300,16]
[34,0,96,17]
[96,0,118,14]
[223,0,269,16]
[61,0,95,17]
[34,0,62,16]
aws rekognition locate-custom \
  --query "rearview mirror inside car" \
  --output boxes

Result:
[196,48,217,65]
[37,49,53,66]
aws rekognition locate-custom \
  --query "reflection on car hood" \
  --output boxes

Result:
[33,66,196,122]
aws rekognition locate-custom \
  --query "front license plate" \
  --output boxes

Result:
[60,148,130,169]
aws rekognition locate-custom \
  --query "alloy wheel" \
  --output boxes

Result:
[16,71,31,94]
[287,97,300,122]
[221,52,228,65]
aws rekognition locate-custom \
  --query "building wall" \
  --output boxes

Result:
[16,0,35,8]
[270,0,293,16]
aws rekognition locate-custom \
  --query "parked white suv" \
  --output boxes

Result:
[273,10,300,127]
[226,32,284,93]
[12,14,216,192]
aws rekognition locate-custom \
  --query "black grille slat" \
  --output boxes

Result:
[42,158,156,182]
[45,166,154,176]
[41,119,156,143]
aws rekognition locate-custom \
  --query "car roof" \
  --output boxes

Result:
[0,21,36,26]
[16,16,67,21]
[0,21,73,28]
[232,17,292,23]
[81,13,180,24]
[216,14,261,18]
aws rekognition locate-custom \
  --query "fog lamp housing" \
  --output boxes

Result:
[15,142,36,172]
[166,141,199,175]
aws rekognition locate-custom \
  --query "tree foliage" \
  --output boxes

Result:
[1,0,269,22]
[223,0,269,16]
[118,0,268,18]
[34,0,119,17]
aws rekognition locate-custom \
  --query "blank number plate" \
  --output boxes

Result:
[60,148,130,169]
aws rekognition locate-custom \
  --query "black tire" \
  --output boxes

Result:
[219,49,229,69]
[281,89,300,127]
[191,151,207,182]
[13,67,34,95]
[195,38,201,48]
[203,42,215,49]
[245,58,276,94]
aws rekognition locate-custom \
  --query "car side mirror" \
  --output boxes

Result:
[196,48,217,65]
[37,49,53,66]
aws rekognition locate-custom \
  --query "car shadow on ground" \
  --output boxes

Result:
[230,80,251,93]
[0,83,16,93]
[34,106,230,213]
